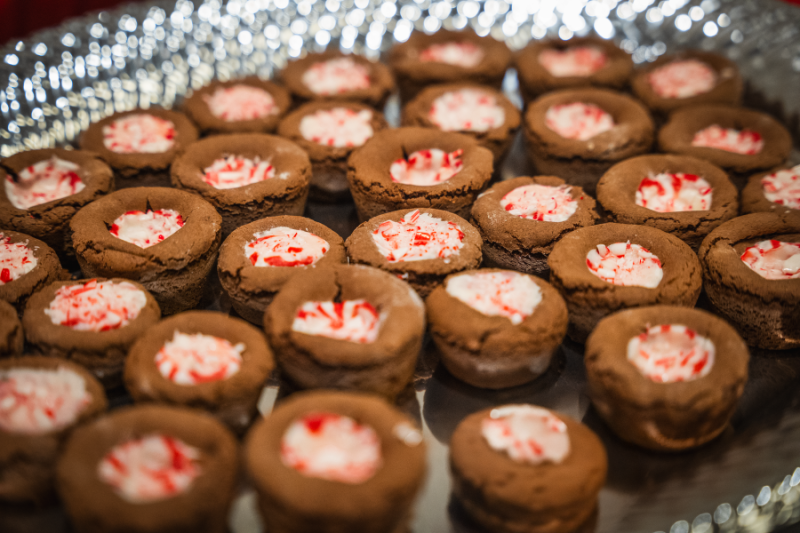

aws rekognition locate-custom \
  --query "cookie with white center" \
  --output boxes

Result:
[264,264,425,400]
[388,29,512,103]
[658,105,792,182]
[596,154,739,249]
[244,390,426,533]
[124,311,274,433]
[347,127,494,221]
[278,100,388,201]
[523,88,654,194]
[742,164,800,215]
[698,212,800,350]
[0,300,23,357]
[548,223,703,343]
[56,404,238,533]
[0,356,107,504]
[586,305,749,451]
[345,208,482,298]
[450,405,606,533]
[218,216,346,324]
[79,108,199,189]
[170,134,311,235]
[70,187,222,315]
[280,51,395,109]
[426,269,568,389]
[0,229,68,314]
[471,176,599,276]
[401,83,521,167]
[0,148,114,253]
[182,77,291,135]
[22,278,161,386]
[631,50,743,117]
[515,37,634,104]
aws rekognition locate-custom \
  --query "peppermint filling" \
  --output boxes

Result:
[301,57,370,95]
[202,156,275,190]
[429,89,505,133]
[741,240,800,280]
[500,184,578,222]
[390,148,463,186]
[635,173,713,212]
[45,279,147,332]
[372,210,465,263]
[246,227,329,267]
[4,156,85,209]
[648,59,717,99]
[299,108,374,148]
[419,41,484,68]
[110,209,185,249]
[691,125,764,155]
[292,300,381,344]
[761,165,800,210]
[155,331,244,385]
[0,233,37,285]
[446,271,542,325]
[538,46,607,78]
[627,324,715,383]
[586,241,664,288]
[204,85,278,122]
[481,405,570,465]
[103,114,176,154]
[545,102,615,141]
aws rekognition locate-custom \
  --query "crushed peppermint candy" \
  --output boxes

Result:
[246,227,329,267]
[741,240,800,280]
[538,46,608,78]
[301,57,371,96]
[545,102,615,141]
[281,413,382,484]
[691,125,764,155]
[648,59,717,99]
[299,108,374,148]
[4,156,85,210]
[0,367,91,435]
[202,156,275,190]
[390,148,463,186]
[482,405,570,465]
[419,41,484,68]
[635,173,713,212]
[627,324,715,383]
[98,434,201,504]
[154,331,244,386]
[372,210,465,263]
[203,85,278,122]
[45,279,147,332]
[586,241,664,288]
[292,300,381,344]
[103,114,176,154]
[110,209,185,249]
[429,88,505,133]
[0,233,37,285]
[500,184,578,222]
[446,271,542,325]
[761,165,800,210]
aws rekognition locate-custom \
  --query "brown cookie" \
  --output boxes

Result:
[740,164,800,216]
[0,229,68,314]
[0,300,23,357]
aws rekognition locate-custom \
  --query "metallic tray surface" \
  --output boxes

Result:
[1,1,800,533]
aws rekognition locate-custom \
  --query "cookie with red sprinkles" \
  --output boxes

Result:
[0,229,68,314]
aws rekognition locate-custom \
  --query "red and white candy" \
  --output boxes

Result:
[299,107,374,148]
[45,279,147,332]
[648,59,717,99]
[202,156,275,190]
[761,165,800,210]
[586,241,664,288]
[500,184,578,222]
[419,41,484,68]
[691,125,764,155]
[545,102,615,141]
[246,227,329,267]
[98,434,201,503]
[372,209,465,263]
[627,324,715,383]
[301,57,370,96]
[538,46,607,78]
[0,233,37,285]
[635,173,713,212]
[292,300,381,344]
[390,148,463,186]
[741,240,800,280]
[481,405,570,465]
[280,412,382,484]
[110,209,184,249]
[446,271,542,325]
[429,88,505,133]
[4,156,85,209]
[154,331,244,385]
[204,85,278,122]
[103,114,176,154]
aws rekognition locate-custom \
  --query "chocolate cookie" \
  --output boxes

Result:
[345,208,482,298]
[658,105,792,179]
[347,127,494,221]
[277,100,388,201]
[631,50,742,117]
[450,405,607,533]
[741,164,800,215]
[388,29,512,103]
[596,154,739,249]
[401,82,521,166]
[586,305,749,451]
[515,37,633,103]
[170,133,311,235]
[0,229,68,314]
[0,300,23,357]
[182,77,292,135]
[548,223,703,342]
[124,311,274,433]
[0,148,114,252]
[523,88,654,194]
[264,264,425,400]
[243,390,427,533]
[471,176,599,276]
[280,51,395,109]
[57,405,238,533]
[23,278,161,386]
[426,269,568,389]
[698,212,800,349]
[0,356,107,504]
[70,187,222,315]
[217,216,346,324]
[80,108,199,188]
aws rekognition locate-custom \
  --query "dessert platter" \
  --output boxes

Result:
[1,0,800,532]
